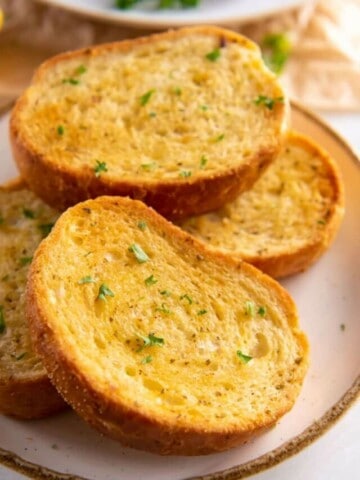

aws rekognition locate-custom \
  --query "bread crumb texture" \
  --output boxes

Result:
[0,185,59,380]
[28,196,309,454]
[15,28,284,181]
[180,132,344,276]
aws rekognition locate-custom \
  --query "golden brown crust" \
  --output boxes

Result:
[27,196,309,454]
[0,180,67,419]
[10,26,288,219]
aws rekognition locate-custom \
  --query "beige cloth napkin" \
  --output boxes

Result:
[1,0,360,110]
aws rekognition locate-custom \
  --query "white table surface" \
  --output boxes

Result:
[1,110,359,480]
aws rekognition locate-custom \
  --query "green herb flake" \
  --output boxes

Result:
[145,274,158,286]
[57,125,65,136]
[155,303,172,315]
[197,309,207,315]
[97,284,115,301]
[38,223,55,237]
[237,350,253,364]
[258,306,266,316]
[20,256,33,266]
[173,86,182,96]
[215,133,225,142]
[128,243,149,263]
[78,275,96,284]
[180,293,193,305]
[149,112,157,118]
[22,208,36,219]
[137,332,164,352]
[15,352,27,361]
[160,290,171,297]
[140,89,156,106]
[140,162,157,171]
[75,64,87,75]
[200,155,208,168]
[0,306,5,334]
[206,48,221,62]
[200,105,209,111]
[62,78,80,85]
[254,95,284,110]
[244,300,256,317]
[317,219,326,225]
[179,170,192,178]
[141,355,153,364]
[261,32,291,75]
[137,220,147,231]
[94,160,108,177]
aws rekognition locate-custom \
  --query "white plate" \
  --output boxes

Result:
[0,102,359,479]
[35,0,306,29]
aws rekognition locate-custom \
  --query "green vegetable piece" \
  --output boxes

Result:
[244,300,256,317]
[38,223,55,237]
[97,284,115,301]
[62,78,80,85]
[145,274,157,286]
[140,89,155,106]
[261,32,291,75]
[254,95,284,110]
[94,160,108,177]
[155,303,172,314]
[75,64,87,75]
[237,350,253,364]
[179,170,192,178]
[141,355,153,364]
[128,243,149,263]
[20,256,33,266]
[197,309,207,315]
[180,293,193,304]
[78,276,96,284]
[200,155,208,168]
[138,332,164,351]
[206,48,221,62]
[137,220,147,230]
[258,306,266,316]
[23,208,36,219]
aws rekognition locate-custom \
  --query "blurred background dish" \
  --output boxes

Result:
[34,0,307,28]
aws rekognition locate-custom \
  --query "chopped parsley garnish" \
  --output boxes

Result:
[137,332,164,352]
[244,300,256,317]
[38,223,55,237]
[20,256,33,266]
[22,208,36,219]
[180,294,193,304]
[254,95,284,110]
[0,306,5,334]
[173,86,182,95]
[128,243,149,263]
[140,89,155,106]
[200,105,209,111]
[215,133,225,142]
[237,350,253,364]
[261,32,291,75]
[94,160,108,177]
[205,48,221,62]
[200,155,208,168]
[141,162,157,171]
[145,274,157,286]
[141,355,153,364]
[197,309,207,315]
[160,290,171,297]
[97,284,115,301]
[137,220,147,230]
[62,78,80,85]
[258,306,266,316]
[75,64,87,75]
[155,303,172,314]
[179,170,192,178]
[57,125,65,136]
[78,275,96,284]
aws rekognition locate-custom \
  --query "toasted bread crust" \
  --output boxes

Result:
[27,196,308,455]
[0,179,66,419]
[180,132,345,278]
[10,26,288,219]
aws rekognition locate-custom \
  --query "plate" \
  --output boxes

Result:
[34,0,306,29]
[0,101,359,480]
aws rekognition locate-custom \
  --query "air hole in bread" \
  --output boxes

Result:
[251,333,270,358]
[143,378,164,393]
